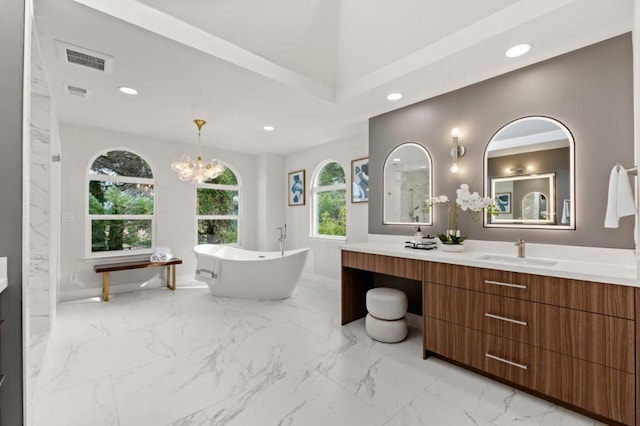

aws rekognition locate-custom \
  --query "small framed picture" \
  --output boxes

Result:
[495,192,512,214]
[351,157,369,203]
[288,170,305,206]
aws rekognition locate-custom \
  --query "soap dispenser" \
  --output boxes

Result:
[414,225,423,240]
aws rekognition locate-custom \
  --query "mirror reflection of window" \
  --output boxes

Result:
[484,116,575,229]
[383,143,433,225]
[522,192,548,220]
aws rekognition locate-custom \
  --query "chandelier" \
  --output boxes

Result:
[171,119,225,184]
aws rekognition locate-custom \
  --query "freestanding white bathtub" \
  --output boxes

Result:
[193,245,309,300]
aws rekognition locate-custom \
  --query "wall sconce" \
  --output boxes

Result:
[450,127,465,173]
[505,165,534,174]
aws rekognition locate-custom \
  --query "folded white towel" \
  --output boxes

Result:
[150,253,173,262]
[604,164,636,228]
[561,199,570,224]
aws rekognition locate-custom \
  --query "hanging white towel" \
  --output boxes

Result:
[195,255,221,283]
[561,199,570,224]
[604,164,636,228]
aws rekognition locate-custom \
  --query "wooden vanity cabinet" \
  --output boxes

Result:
[340,250,638,424]
[423,261,636,425]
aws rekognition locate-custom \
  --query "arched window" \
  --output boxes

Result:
[312,161,346,237]
[87,150,155,256]
[196,166,240,245]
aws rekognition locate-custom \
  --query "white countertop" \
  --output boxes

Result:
[341,237,639,287]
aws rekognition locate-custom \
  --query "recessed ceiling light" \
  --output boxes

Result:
[505,43,531,58]
[393,158,401,162]
[118,86,138,95]
[386,93,402,101]
[263,125,275,131]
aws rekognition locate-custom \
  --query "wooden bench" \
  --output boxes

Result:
[93,258,183,301]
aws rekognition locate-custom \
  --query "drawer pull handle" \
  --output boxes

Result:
[484,280,527,289]
[485,353,528,370]
[484,313,528,326]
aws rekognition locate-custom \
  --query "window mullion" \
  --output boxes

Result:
[89,175,154,185]
[90,214,154,220]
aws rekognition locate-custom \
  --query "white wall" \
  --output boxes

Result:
[285,132,368,280]
[58,124,260,300]
[256,153,286,251]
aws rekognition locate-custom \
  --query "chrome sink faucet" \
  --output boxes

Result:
[515,238,525,258]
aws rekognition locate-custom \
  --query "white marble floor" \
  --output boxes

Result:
[32,277,603,426]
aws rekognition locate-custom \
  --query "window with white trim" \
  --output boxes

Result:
[196,167,240,245]
[312,161,346,237]
[87,150,155,255]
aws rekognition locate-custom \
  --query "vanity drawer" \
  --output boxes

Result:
[425,318,634,425]
[425,263,634,319]
[424,283,634,372]
[342,251,422,281]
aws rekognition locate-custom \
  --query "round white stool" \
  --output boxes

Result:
[366,287,407,320]
[365,314,408,343]
[365,287,408,343]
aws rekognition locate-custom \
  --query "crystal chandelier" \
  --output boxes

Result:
[171,119,225,184]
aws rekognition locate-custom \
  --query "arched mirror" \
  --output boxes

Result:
[383,143,433,225]
[484,116,575,229]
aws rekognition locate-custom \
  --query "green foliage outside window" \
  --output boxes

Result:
[316,162,346,237]
[317,162,346,186]
[317,190,346,236]
[196,168,239,244]
[90,151,153,178]
[197,219,237,244]
[89,183,154,252]
[88,150,154,253]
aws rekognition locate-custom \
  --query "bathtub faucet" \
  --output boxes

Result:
[277,224,287,257]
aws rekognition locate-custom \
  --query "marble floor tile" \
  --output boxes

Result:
[112,344,250,426]
[32,277,608,426]
[384,389,495,426]
[39,327,173,393]
[166,410,211,426]
[224,321,342,375]
[314,341,449,416]
[203,367,389,426]
[295,308,360,347]
[33,376,118,426]
[427,363,601,425]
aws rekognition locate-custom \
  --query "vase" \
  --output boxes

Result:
[439,243,465,253]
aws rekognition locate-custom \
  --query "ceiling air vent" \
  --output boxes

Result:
[55,40,113,73]
[64,84,90,98]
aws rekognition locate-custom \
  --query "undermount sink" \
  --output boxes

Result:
[478,254,557,267]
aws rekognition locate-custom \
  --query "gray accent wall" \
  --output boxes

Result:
[0,0,25,423]
[369,33,634,249]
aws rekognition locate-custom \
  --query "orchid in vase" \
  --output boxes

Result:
[424,184,499,245]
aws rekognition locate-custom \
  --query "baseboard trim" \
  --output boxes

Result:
[301,272,339,286]
[60,274,198,302]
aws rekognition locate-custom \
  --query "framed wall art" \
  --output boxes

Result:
[495,192,512,214]
[288,170,305,206]
[351,157,369,203]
